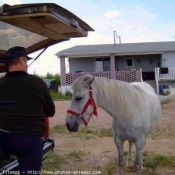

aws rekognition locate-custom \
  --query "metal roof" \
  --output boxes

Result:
[56,41,175,58]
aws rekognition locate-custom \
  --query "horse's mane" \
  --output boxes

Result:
[72,76,147,119]
[95,77,147,118]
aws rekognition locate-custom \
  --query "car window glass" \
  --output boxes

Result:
[43,79,50,86]
[0,21,46,50]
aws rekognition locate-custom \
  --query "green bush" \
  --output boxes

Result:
[32,72,61,85]
[32,72,72,100]
[44,72,60,85]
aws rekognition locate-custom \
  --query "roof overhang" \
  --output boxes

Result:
[58,51,163,58]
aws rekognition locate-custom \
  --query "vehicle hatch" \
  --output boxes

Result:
[0,3,94,72]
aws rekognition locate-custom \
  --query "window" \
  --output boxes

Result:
[95,58,110,71]
[95,58,103,72]
[103,58,110,71]
[125,58,134,67]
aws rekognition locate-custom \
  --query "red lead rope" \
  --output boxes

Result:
[89,86,98,116]
[45,117,50,137]
[67,86,98,126]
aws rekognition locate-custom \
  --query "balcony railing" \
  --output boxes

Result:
[155,67,175,80]
[155,67,175,94]
[65,69,142,85]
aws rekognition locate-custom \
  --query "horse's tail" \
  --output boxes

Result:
[158,88,175,105]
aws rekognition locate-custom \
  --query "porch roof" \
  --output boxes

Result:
[56,41,175,58]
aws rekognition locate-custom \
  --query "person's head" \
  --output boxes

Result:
[4,46,32,72]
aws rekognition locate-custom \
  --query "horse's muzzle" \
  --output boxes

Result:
[66,122,79,132]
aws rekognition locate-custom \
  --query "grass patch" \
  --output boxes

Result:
[97,128,113,137]
[150,125,175,139]
[79,128,94,134]
[50,125,69,135]
[50,126,113,139]
[102,150,111,154]
[65,150,86,160]
[42,151,65,171]
[79,128,113,138]
[149,154,175,167]
[143,154,175,173]
[50,91,72,101]
[105,157,118,175]
[123,151,128,157]
[104,152,175,174]
[50,125,113,139]
[42,150,87,172]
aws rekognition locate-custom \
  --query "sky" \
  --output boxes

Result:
[1,0,175,75]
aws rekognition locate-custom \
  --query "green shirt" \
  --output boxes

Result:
[0,71,55,136]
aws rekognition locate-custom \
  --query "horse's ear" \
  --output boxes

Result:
[83,75,95,88]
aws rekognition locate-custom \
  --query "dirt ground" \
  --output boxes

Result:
[49,100,175,175]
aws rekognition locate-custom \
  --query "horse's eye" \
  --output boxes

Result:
[75,96,82,101]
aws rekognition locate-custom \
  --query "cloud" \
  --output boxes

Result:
[104,10,121,18]
[0,28,18,37]
[121,35,153,43]
[0,23,46,50]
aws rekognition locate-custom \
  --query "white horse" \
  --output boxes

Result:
[66,74,175,175]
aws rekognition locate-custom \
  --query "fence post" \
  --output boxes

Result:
[155,67,159,94]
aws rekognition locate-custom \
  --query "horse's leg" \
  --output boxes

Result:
[126,141,133,168]
[134,137,146,175]
[114,136,124,175]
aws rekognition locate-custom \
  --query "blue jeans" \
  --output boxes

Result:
[0,130,44,175]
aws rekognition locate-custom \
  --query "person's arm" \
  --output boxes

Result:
[43,89,55,117]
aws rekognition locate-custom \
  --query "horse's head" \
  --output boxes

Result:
[66,75,97,132]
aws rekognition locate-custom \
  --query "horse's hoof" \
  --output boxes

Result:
[126,166,135,172]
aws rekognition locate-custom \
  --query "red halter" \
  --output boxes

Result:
[67,86,98,126]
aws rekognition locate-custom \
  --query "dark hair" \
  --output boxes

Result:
[6,57,21,67]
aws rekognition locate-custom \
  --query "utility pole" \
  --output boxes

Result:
[114,31,117,47]
[113,31,121,46]
[119,35,121,44]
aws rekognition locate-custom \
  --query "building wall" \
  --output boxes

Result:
[115,54,161,72]
[69,57,94,73]
[69,54,161,74]
[162,52,175,67]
